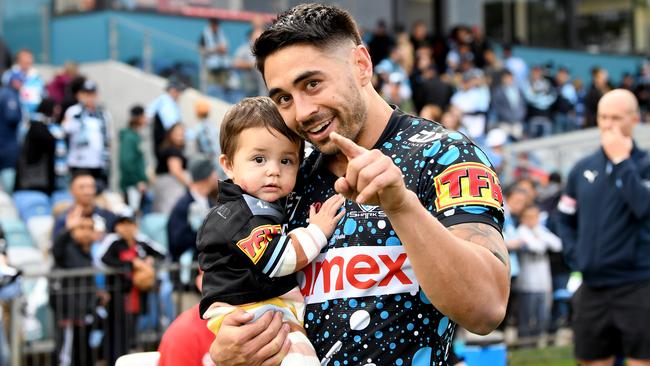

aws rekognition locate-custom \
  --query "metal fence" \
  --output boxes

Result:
[4,262,200,366]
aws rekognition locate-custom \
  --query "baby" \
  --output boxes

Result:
[197,97,344,365]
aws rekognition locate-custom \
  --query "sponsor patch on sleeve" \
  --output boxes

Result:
[434,162,503,211]
[236,224,282,264]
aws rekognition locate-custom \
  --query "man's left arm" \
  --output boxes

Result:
[383,192,509,335]
[330,133,509,335]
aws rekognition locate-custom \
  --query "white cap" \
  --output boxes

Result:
[486,128,507,147]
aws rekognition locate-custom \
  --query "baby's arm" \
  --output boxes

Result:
[266,194,345,278]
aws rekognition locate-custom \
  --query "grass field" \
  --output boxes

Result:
[508,346,575,366]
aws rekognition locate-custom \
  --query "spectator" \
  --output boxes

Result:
[0,226,21,366]
[199,18,230,100]
[491,70,527,140]
[147,80,185,159]
[553,67,578,134]
[50,215,103,366]
[451,68,491,140]
[98,210,165,365]
[375,45,413,104]
[59,75,86,123]
[483,48,504,89]
[557,89,650,365]
[1,49,44,116]
[193,99,224,178]
[367,19,394,68]
[484,128,508,179]
[152,123,189,214]
[523,66,557,138]
[52,171,117,239]
[167,158,217,262]
[14,98,66,195]
[513,205,562,343]
[503,44,528,87]
[46,61,79,104]
[62,79,112,192]
[232,29,266,99]
[584,66,611,128]
[412,55,452,114]
[619,72,635,92]
[0,73,23,180]
[119,105,148,212]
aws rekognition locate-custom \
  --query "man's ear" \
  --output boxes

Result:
[219,154,234,180]
[353,45,373,86]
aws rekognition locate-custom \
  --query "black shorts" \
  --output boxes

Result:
[572,280,650,360]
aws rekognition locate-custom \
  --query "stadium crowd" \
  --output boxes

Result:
[0,13,648,366]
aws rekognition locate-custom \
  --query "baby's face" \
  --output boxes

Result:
[224,127,300,202]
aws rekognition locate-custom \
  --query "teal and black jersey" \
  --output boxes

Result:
[287,109,504,365]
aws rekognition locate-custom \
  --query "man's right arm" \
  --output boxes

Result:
[210,309,290,366]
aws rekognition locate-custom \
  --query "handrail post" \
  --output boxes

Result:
[109,17,118,61]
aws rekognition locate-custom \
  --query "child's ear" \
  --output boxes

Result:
[219,154,234,180]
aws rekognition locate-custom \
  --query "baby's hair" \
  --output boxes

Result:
[220,96,303,161]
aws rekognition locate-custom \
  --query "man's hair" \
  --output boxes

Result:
[70,170,95,186]
[220,96,303,161]
[252,3,362,75]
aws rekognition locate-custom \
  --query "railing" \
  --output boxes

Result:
[5,262,200,366]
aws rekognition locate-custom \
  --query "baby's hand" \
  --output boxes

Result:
[309,194,346,238]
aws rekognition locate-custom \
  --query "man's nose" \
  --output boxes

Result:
[294,94,318,125]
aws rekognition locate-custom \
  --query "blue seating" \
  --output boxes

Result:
[51,190,73,207]
[1,218,35,248]
[13,190,52,222]
[139,213,169,250]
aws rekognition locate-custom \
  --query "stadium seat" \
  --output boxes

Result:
[0,190,19,220]
[0,168,15,194]
[115,352,160,366]
[13,190,52,222]
[139,213,169,250]
[7,246,45,273]
[26,215,54,251]
[51,190,73,207]
[1,218,35,248]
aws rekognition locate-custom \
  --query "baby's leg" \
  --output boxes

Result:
[282,324,320,366]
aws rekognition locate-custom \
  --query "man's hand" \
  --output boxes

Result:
[210,309,291,366]
[601,125,632,163]
[65,205,85,231]
[329,132,409,213]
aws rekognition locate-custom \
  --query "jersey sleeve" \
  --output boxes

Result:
[417,138,504,232]
[230,215,327,278]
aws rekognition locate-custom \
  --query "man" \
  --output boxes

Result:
[52,171,116,240]
[167,158,217,262]
[62,79,112,191]
[0,73,23,178]
[1,48,44,115]
[557,89,650,366]
[199,17,230,100]
[147,80,185,159]
[210,4,509,365]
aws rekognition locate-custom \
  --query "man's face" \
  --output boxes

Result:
[17,51,33,72]
[79,91,98,108]
[71,175,96,207]
[597,92,639,137]
[264,43,368,155]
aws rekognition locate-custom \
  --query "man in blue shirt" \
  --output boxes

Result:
[557,89,650,366]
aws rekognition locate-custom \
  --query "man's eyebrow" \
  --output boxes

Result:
[268,70,323,100]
